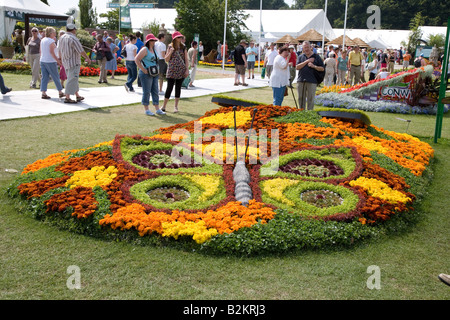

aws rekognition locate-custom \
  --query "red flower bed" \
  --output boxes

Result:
[79,65,128,77]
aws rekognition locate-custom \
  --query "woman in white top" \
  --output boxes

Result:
[368,52,378,81]
[269,47,290,106]
[124,34,138,92]
[198,41,204,60]
[375,67,390,80]
[40,27,64,100]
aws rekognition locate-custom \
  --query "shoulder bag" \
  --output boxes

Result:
[143,49,159,77]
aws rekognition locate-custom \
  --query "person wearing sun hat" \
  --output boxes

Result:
[161,30,189,113]
[135,33,166,116]
[58,18,91,103]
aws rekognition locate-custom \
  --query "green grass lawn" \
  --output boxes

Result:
[0,74,449,300]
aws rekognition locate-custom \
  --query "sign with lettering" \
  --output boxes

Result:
[379,83,412,102]
[108,2,155,8]
[361,72,420,105]
[4,10,67,26]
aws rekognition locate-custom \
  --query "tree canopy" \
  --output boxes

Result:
[294,0,449,29]
[174,0,250,53]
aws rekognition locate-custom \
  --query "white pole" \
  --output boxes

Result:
[222,0,228,72]
[343,0,348,49]
[322,0,328,59]
[258,0,262,72]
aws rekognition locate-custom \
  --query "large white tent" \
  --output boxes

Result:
[333,26,447,50]
[129,8,335,43]
[244,9,335,41]
[0,0,67,41]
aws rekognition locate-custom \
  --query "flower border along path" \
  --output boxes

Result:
[6,105,435,256]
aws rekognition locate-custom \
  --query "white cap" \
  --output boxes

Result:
[66,16,76,30]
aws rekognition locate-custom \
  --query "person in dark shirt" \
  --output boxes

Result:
[234,39,248,86]
[295,41,324,110]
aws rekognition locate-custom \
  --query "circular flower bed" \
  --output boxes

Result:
[7,105,435,255]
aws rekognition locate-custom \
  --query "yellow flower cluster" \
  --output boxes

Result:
[261,178,299,206]
[200,110,252,128]
[183,174,220,202]
[92,140,114,148]
[318,84,352,94]
[351,136,389,154]
[349,176,411,204]
[66,166,118,189]
[161,220,219,244]
[194,142,259,163]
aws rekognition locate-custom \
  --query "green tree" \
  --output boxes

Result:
[79,0,98,29]
[300,0,450,29]
[98,9,119,31]
[427,33,445,49]
[143,19,161,37]
[244,0,289,9]
[406,12,425,57]
[174,0,250,54]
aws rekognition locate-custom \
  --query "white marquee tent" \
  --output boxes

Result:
[0,0,67,41]
[333,26,447,50]
[129,8,335,43]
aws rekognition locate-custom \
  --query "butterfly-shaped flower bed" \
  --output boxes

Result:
[6,105,435,255]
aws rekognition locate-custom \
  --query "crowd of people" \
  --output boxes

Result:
[99,29,197,115]
[253,41,429,107]
[2,24,449,114]
[0,24,203,115]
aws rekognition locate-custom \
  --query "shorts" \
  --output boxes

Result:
[247,61,255,70]
[403,60,409,68]
[158,59,167,77]
[235,64,245,75]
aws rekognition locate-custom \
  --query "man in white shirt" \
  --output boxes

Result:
[264,43,278,79]
[155,33,167,94]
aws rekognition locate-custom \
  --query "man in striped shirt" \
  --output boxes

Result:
[57,23,91,103]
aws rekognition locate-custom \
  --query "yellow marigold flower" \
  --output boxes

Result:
[200,110,252,128]
[66,166,118,189]
[161,220,218,244]
[351,136,388,154]
[349,177,411,204]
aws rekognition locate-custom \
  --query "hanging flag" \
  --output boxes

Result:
[120,3,131,29]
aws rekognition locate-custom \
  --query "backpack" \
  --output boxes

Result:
[414,58,421,68]
[311,54,325,84]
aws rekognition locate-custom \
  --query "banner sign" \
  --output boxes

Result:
[4,10,67,27]
[360,72,420,105]
[379,83,412,103]
[120,5,132,29]
[108,2,155,8]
